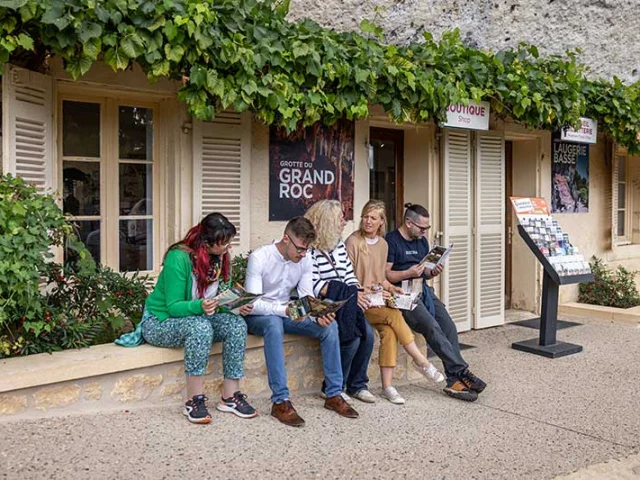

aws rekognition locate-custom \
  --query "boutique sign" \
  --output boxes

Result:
[443,100,490,130]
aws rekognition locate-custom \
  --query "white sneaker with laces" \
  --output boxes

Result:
[381,386,405,405]
[319,391,353,405]
[352,389,376,403]
[412,361,445,383]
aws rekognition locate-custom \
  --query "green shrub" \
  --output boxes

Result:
[0,174,150,358]
[231,252,250,287]
[578,256,640,309]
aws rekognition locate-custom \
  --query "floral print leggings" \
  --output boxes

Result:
[141,309,247,378]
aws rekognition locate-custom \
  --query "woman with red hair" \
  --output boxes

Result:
[142,213,256,424]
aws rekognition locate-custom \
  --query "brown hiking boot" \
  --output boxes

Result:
[443,379,478,402]
[324,395,359,418]
[270,400,305,427]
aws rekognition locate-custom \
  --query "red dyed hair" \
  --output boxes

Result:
[166,213,236,298]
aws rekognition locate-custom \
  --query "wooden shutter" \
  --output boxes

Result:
[2,64,55,193]
[442,128,473,332]
[611,149,620,248]
[192,111,251,253]
[474,132,505,328]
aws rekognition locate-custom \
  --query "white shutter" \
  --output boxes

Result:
[192,111,251,253]
[442,128,473,332]
[474,132,505,328]
[611,149,619,248]
[1,64,54,193]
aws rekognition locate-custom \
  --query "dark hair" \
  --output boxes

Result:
[285,216,317,243]
[167,212,237,298]
[403,203,430,222]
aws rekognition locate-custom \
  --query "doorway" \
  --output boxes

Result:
[369,128,404,231]
[505,141,513,309]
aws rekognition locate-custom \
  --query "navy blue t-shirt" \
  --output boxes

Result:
[385,230,430,285]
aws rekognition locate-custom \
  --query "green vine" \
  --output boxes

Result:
[1,0,639,150]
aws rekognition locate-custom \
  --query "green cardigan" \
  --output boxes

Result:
[145,248,204,321]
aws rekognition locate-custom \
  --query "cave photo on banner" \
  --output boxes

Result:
[551,134,589,213]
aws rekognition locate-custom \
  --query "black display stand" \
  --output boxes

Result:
[511,225,594,358]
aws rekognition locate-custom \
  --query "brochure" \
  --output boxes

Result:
[420,244,454,270]
[386,278,423,311]
[206,285,262,314]
[287,295,352,321]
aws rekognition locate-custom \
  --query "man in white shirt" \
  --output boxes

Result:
[245,217,359,427]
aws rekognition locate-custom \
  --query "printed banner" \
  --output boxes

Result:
[269,119,355,221]
[551,134,589,213]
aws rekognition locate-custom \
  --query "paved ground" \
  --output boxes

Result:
[1,314,639,479]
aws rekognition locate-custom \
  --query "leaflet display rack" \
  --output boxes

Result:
[509,197,594,358]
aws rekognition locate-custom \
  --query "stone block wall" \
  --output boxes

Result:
[0,335,428,420]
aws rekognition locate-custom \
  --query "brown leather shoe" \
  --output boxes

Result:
[324,395,359,418]
[270,400,305,427]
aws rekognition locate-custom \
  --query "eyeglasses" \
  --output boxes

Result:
[207,240,232,250]
[288,236,309,254]
[408,219,431,233]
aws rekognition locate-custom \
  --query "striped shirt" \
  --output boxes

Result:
[310,240,360,297]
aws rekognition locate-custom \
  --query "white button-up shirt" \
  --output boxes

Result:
[244,243,314,317]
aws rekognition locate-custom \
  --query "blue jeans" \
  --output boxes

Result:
[245,314,343,403]
[325,321,374,395]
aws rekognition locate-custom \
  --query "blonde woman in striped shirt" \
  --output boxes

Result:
[305,200,376,404]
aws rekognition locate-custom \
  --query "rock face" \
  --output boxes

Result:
[288,0,640,82]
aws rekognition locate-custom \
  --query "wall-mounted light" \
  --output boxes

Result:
[365,137,374,170]
[182,122,193,134]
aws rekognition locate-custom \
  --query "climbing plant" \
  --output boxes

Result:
[0,0,639,150]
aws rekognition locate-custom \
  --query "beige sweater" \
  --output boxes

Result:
[344,232,389,290]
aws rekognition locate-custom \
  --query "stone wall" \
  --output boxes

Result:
[288,0,639,82]
[0,336,426,420]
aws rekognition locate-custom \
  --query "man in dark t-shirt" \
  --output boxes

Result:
[385,204,487,402]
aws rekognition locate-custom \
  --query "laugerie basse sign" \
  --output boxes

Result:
[443,100,490,130]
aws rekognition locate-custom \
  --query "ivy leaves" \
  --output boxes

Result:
[1,0,640,150]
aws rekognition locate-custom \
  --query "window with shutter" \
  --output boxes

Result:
[442,129,473,331]
[192,112,251,253]
[475,132,505,328]
[2,64,54,193]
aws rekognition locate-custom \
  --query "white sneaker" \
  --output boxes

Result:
[351,389,376,403]
[381,386,405,405]
[413,361,445,383]
[319,391,353,405]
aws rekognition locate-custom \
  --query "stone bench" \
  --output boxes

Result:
[0,332,422,420]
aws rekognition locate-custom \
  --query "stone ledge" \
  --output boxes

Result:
[0,334,304,394]
[559,302,640,325]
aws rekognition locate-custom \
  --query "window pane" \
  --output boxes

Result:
[63,101,100,157]
[617,211,626,236]
[119,106,153,160]
[63,161,100,216]
[120,220,153,271]
[119,164,153,215]
[618,155,626,179]
[65,220,101,266]
[618,183,626,209]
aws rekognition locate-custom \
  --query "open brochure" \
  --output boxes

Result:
[206,285,262,314]
[288,295,352,321]
[420,244,454,270]
[387,278,423,311]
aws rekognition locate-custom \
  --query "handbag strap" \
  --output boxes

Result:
[319,249,343,282]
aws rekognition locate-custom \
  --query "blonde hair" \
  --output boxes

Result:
[356,199,388,255]
[304,199,343,251]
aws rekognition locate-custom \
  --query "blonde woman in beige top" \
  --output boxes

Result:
[345,200,444,404]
